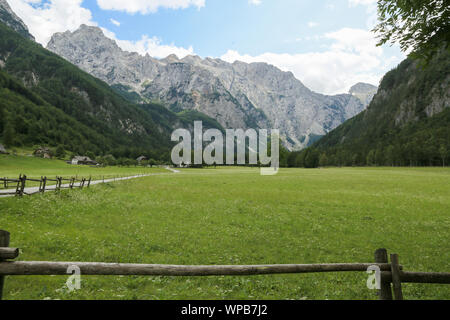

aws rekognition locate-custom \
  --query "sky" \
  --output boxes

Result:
[7,0,406,95]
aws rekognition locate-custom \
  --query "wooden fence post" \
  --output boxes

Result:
[42,177,47,193]
[15,174,22,196]
[19,175,26,196]
[0,230,10,300]
[56,176,62,192]
[87,177,91,188]
[375,248,393,300]
[390,254,403,300]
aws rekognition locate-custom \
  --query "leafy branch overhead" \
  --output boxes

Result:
[373,0,449,61]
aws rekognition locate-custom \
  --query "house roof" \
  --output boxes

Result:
[73,156,93,162]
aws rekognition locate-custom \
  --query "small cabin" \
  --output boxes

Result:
[136,156,148,163]
[0,144,7,154]
[33,147,52,159]
[71,156,97,165]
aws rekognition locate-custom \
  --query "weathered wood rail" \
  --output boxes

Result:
[0,230,448,300]
[0,174,92,196]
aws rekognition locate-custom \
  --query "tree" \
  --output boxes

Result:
[385,145,395,166]
[366,150,376,166]
[149,159,157,167]
[55,145,65,159]
[295,152,306,168]
[3,121,15,147]
[304,149,320,168]
[319,153,328,167]
[373,0,449,62]
[98,154,116,166]
[375,147,384,166]
[351,154,359,167]
[86,151,95,160]
[0,104,4,134]
[440,145,448,167]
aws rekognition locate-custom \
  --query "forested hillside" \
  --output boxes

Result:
[289,50,450,168]
[0,22,220,161]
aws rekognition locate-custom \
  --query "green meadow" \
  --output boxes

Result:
[0,158,449,300]
[0,155,166,186]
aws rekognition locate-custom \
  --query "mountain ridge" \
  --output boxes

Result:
[0,20,222,160]
[296,50,450,167]
[0,0,34,41]
[47,24,376,150]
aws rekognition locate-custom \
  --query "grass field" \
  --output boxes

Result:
[0,160,449,300]
[0,155,166,188]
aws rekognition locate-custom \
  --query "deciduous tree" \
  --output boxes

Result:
[373,0,449,62]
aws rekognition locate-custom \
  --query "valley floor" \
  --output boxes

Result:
[0,163,449,299]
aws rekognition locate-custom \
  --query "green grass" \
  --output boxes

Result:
[0,164,449,300]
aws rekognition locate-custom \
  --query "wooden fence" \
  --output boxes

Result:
[0,173,152,197]
[0,230,448,300]
[0,174,92,196]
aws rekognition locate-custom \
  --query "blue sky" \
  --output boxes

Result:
[90,0,370,56]
[9,0,405,94]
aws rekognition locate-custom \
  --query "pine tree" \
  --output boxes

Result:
[319,153,328,167]
[440,145,447,167]
[0,105,4,134]
[3,121,15,147]
[55,145,66,159]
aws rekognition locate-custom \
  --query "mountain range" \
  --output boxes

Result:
[4,1,446,169]
[46,25,377,150]
[0,14,222,160]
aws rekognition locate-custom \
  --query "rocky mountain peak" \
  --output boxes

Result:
[0,0,34,41]
[48,25,120,53]
[349,82,378,106]
[161,54,180,64]
[47,24,371,150]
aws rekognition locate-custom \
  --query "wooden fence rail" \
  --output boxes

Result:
[0,173,149,196]
[0,174,93,196]
[0,230,448,300]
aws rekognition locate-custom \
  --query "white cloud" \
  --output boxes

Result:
[96,0,205,14]
[110,18,121,27]
[101,28,194,59]
[249,0,262,5]
[118,36,194,59]
[307,21,319,28]
[221,28,404,95]
[7,0,96,46]
[326,27,382,55]
[7,0,194,59]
